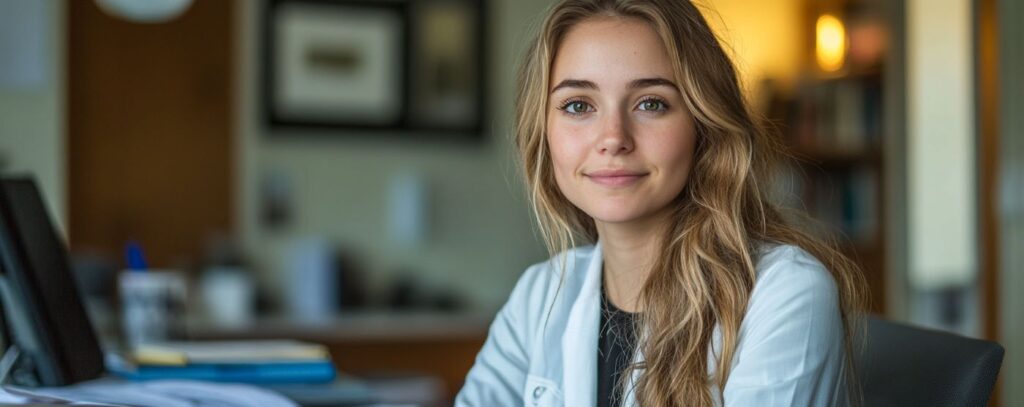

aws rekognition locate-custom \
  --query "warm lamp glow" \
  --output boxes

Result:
[816,14,846,72]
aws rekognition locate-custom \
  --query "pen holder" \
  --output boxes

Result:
[119,270,187,348]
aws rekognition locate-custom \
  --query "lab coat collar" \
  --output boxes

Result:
[561,240,603,407]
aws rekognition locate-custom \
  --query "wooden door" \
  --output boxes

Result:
[67,0,235,268]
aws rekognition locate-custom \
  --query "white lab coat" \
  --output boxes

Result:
[455,242,848,406]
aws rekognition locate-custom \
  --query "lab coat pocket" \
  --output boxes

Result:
[524,374,563,407]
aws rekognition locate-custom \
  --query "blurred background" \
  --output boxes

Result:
[0,0,1020,405]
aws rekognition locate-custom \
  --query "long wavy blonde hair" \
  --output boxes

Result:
[514,0,869,405]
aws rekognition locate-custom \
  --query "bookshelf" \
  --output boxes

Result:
[772,0,896,313]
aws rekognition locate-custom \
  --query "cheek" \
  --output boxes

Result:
[649,120,698,182]
[546,123,587,183]
[661,133,697,166]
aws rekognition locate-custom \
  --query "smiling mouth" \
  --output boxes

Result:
[584,171,648,187]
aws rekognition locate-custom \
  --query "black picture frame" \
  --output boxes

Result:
[262,0,487,139]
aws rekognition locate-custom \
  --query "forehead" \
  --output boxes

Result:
[551,17,675,87]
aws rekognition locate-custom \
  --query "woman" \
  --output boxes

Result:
[457,0,868,406]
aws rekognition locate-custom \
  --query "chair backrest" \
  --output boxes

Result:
[857,317,1004,407]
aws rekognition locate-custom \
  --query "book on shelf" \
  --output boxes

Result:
[806,168,879,246]
[795,74,884,154]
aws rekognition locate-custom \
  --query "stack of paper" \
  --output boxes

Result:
[110,340,336,384]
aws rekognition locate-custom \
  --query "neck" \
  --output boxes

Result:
[596,208,672,313]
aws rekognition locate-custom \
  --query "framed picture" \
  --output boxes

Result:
[264,0,408,129]
[407,0,485,133]
[263,0,486,138]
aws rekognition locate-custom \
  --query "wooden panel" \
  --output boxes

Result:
[67,0,235,268]
[978,0,1000,404]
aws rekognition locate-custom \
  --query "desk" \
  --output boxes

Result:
[272,375,446,406]
[188,311,491,403]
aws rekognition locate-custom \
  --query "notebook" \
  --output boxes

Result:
[133,340,330,366]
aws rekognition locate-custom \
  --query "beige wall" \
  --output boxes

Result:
[235,0,553,310]
[701,0,806,93]
[0,0,66,234]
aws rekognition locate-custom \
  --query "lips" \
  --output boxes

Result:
[584,169,648,187]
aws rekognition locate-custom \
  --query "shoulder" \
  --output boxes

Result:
[521,244,596,280]
[743,244,843,333]
[753,244,838,303]
[737,243,845,353]
[725,244,849,401]
[510,244,596,304]
[495,244,597,349]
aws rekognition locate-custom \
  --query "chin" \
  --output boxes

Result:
[579,201,656,225]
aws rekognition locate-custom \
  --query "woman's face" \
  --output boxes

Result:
[547,17,697,227]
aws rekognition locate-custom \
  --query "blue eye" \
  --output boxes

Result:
[637,98,668,112]
[559,100,593,115]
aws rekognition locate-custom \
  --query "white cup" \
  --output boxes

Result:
[200,267,255,326]
[119,270,187,348]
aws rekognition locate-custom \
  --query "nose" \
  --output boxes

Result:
[597,110,634,155]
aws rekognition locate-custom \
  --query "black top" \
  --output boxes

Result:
[597,286,638,407]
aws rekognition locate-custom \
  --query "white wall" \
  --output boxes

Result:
[907,0,976,291]
[905,0,978,335]
[0,0,66,233]
[235,0,552,310]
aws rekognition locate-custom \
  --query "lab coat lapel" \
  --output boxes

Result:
[562,242,603,407]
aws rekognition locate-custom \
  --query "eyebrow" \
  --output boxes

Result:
[549,77,678,93]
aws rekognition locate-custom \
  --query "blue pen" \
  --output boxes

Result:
[125,241,149,271]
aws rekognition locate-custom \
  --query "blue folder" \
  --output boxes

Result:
[109,360,337,384]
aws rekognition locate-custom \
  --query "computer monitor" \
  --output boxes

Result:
[0,177,104,386]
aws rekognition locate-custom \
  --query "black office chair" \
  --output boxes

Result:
[857,317,1004,407]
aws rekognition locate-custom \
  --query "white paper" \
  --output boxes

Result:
[7,379,297,407]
